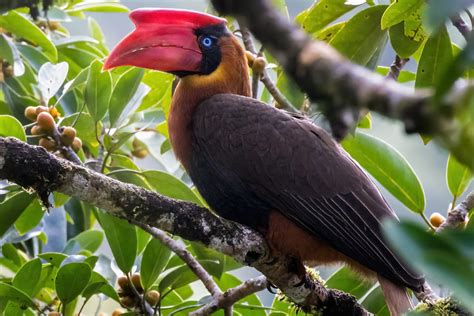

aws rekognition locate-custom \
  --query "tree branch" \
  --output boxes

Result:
[211,0,474,168]
[190,275,268,316]
[386,55,409,81]
[0,137,369,315]
[239,25,297,112]
[133,222,222,297]
[239,27,260,99]
[437,191,474,231]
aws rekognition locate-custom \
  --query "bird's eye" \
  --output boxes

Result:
[200,36,214,48]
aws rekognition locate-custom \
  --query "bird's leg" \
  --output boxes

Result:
[289,256,307,285]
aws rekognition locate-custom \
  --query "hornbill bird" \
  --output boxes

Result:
[104,8,425,315]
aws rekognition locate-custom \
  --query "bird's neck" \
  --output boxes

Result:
[168,36,251,168]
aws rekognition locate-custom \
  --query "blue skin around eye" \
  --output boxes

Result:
[202,37,212,47]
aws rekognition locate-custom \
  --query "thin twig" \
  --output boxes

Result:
[190,276,268,316]
[240,27,261,98]
[132,222,222,297]
[386,55,409,81]
[50,125,82,165]
[251,70,260,98]
[239,25,297,112]
[450,13,471,41]
[437,191,473,231]
[421,213,436,231]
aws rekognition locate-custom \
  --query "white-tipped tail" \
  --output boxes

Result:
[378,275,413,316]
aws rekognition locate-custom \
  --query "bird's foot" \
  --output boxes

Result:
[266,281,278,294]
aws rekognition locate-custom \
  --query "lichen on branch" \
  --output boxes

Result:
[0,137,368,315]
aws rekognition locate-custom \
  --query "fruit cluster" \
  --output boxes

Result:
[117,274,160,310]
[24,105,82,153]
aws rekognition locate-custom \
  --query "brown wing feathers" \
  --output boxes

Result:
[190,94,424,292]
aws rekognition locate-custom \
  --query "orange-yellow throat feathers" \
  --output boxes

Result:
[168,35,251,168]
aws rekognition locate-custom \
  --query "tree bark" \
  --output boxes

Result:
[210,0,474,170]
[0,137,368,315]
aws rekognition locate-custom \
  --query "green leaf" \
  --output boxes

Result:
[83,271,120,302]
[15,199,44,235]
[326,266,374,299]
[446,154,472,199]
[54,66,89,107]
[17,44,48,72]
[84,60,112,121]
[329,5,388,66]
[38,253,68,267]
[108,169,151,189]
[0,282,36,309]
[159,261,219,292]
[38,62,69,102]
[88,17,105,43]
[0,34,24,76]
[110,154,140,171]
[415,26,453,88]
[82,281,106,301]
[384,221,474,312]
[88,17,108,54]
[141,238,172,290]
[67,2,129,13]
[0,11,57,61]
[342,132,425,213]
[357,112,372,129]
[403,4,426,42]
[381,0,423,29]
[136,227,151,255]
[141,170,203,205]
[60,113,101,154]
[109,68,145,127]
[2,244,24,268]
[55,262,92,304]
[96,211,137,273]
[138,71,173,112]
[436,35,474,98]
[389,22,424,58]
[314,22,346,43]
[58,47,96,77]
[68,230,104,253]
[12,259,42,296]
[0,191,34,237]
[0,115,26,141]
[0,34,14,66]
[360,285,389,315]
[301,0,360,33]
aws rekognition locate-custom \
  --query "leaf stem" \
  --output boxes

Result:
[77,298,89,315]
[451,195,457,211]
[421,213,436,231]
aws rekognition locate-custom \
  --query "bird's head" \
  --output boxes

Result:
[104,9,250,96]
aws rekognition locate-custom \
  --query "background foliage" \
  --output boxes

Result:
[0,0,473,315]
